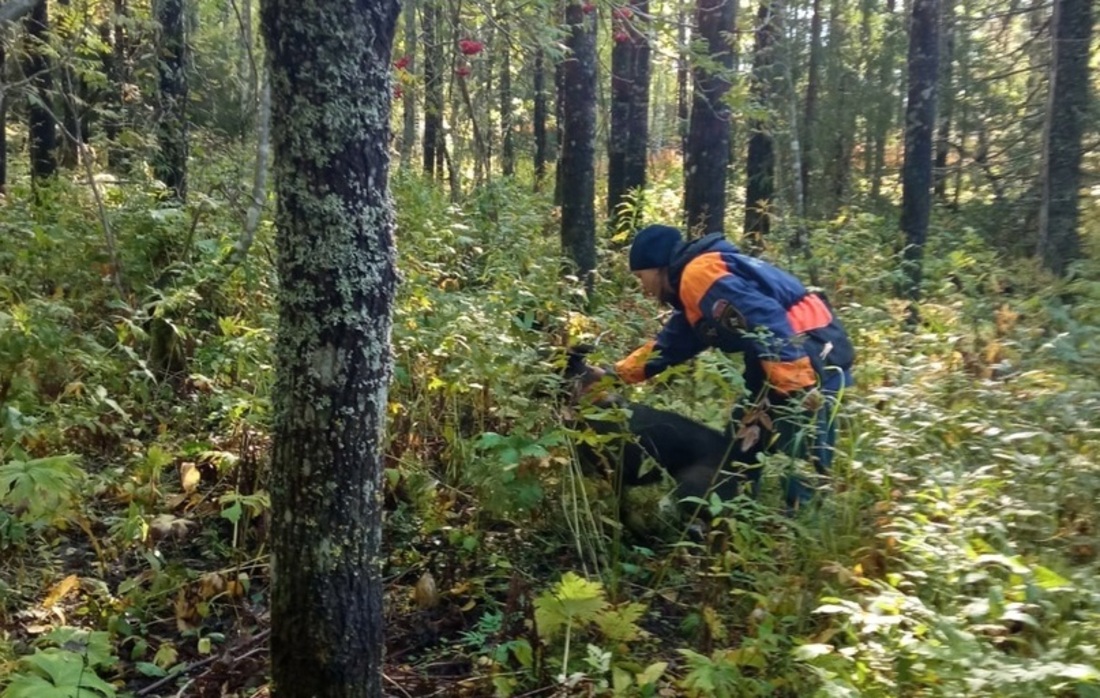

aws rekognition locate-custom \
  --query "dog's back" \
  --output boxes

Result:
[563,347,748,502]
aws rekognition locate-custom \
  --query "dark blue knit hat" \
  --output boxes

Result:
[629,225,683,271]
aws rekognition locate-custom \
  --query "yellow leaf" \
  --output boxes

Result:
[179,462,200,493]
[42,575,80,609]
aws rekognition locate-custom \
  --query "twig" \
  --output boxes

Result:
[136,629,271,696]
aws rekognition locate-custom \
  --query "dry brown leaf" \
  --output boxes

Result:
[42,574,80,609]
[414,571,439,609]
[149,513,197,542]
[179,462,200,493]
[737,424,761,451]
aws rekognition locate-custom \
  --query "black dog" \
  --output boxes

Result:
[561,347,750,505]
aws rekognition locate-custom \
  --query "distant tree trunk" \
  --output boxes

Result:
[533,46,548,189]
[261,0,399,696]
[422,0,442,178]
[871,0,899,202]
[684,0,736,235]
[1038,0,1091,276]
[155,0,189,202]
[400,0,416,165]
[824,0,857,215]
[26,0,57,181]
[676,1,688,162]
[801,0,823,213]
[500,39,515,177]
[105,0,130,171]
[933,0,955,200]
[899,0,939,317]
[553,50,566,206]
[608,0,650,229]
[0,42,6,193]
[559,1,597,284]
[743,1,778,249]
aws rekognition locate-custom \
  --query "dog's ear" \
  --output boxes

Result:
[565,344,595,380]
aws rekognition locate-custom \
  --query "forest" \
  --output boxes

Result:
[0,0,1097,695]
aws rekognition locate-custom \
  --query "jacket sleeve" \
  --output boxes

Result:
[613,310,705,384]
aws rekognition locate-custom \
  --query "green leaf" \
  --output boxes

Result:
[793,643,834,661]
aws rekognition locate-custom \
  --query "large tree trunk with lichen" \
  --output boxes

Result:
[261,0,399,695]
[1038,0,1091,276]
[559,2,596,283]
[154,0,188,201]
[684,0,735,235]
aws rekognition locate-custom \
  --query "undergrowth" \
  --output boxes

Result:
[1,162,1098,697]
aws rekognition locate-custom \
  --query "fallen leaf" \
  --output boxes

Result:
[179,462,200,493]
[42,574,80,609]
[414,571,439,610]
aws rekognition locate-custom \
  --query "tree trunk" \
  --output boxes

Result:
[500,38,515,177]
[608,0,650,229]
[533,46,548,189]
[933,0,955,200]
[0,42,6,193]
[26,0,56,181]
[676,0,688,163]
[400,0,416,165]
[559,1,597,284]
[155,0,189,202]
[1037,0,1091,276]
[801,0,823,213]
[260,0,399,695]
[684,0,736,235]
[105,0,130,171]
[743,1,778,248]
[871,0,899,202]
[899,0,939,316]
[422,0,442,178]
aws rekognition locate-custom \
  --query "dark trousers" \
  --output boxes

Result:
[727,365,851,507]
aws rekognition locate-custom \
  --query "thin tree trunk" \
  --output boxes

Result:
[608,0,650,229]
[533,46,547,189]
[684,0,736,235]
[227,73,271,267]
[560,1,597,284]
[933,0,955,199]
[871,0,899,202]
[801,0,823,213]
[899,0,939,318]
[26,0,56,181]
[105,0,130,171]
[677,0,688,164]
[0,42,6,194]
[400,0,416,166]
[261,0,399,694]
[155,0,189,202]
[422,0,442,178]
[1037,0,1091,275]
[744,1,778,249]
[500,38,514,177]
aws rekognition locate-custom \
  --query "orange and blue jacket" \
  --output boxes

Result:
[614,234,854,398]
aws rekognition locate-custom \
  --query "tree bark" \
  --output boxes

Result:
[608,0,650,229]
[744,1,778,248]
[533,46,548,189]
[684,0,736,235]
[260,0,399,695]
[899,0,939,316]
[801,0,823,213]
[559,1,597,284]
[676,0,688,164]
[500,38,515,177]
[1038,0,1091,275]
[155,0,189,202]
[399,0,416,165]
[25,0,56,181]
[422,0,442,178]
[0,42,6,193]
[933,0,955,199]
